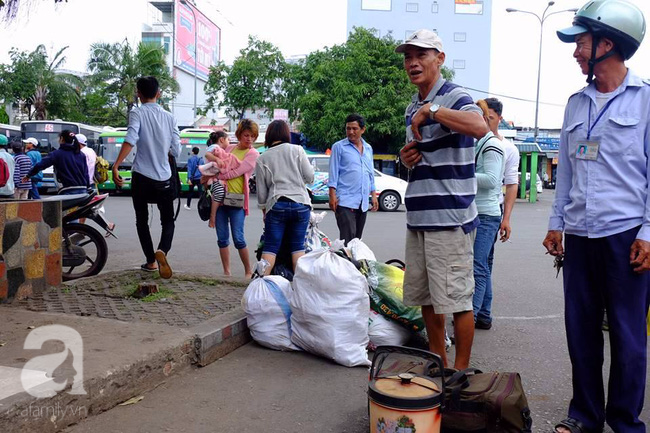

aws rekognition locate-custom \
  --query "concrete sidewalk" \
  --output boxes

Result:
[0,271,251,433]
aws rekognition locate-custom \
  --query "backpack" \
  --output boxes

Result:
[441,368,533,433]
[0,158,10,188]
[94,156,110,184]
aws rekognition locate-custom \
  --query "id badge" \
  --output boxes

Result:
[575,140,600,161]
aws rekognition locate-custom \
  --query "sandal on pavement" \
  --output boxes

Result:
[554,417,601,433]
[155,250,173,279]
[140,263,157,272]
[105,223,116,238]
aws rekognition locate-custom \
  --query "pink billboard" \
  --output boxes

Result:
[175,0,221,81]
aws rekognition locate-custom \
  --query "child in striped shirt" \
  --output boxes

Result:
[12,142,32,200]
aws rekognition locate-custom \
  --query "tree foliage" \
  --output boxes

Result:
[0,45,81,120]
[87,41,179,122]
[296,27,455,153]
[202,36,285,120]
[1,0,67,21]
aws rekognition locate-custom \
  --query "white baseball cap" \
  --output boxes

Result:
[76,133,87,145]
[395,29,444,53]
[22,137,38,146]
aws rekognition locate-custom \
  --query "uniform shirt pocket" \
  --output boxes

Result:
[608,117,640,154]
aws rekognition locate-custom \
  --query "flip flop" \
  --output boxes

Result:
[105,223,116,238]
[554,417,601,433]
[155,250,173,279]
[140,263,157,272]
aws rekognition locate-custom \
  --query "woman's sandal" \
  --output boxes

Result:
[105,223,116,238]
[554,417,602,433]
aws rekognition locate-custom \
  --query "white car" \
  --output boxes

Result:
[307,155,408,212]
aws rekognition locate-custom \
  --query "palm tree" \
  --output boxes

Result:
[28,45,82,120]
[87,41,179,120]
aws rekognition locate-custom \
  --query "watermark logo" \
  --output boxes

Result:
[21,325,86,398]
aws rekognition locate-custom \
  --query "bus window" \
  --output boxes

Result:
[98,135,136,167]
[21,121,78,153]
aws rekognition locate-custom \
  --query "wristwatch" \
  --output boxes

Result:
[429,103,441,121]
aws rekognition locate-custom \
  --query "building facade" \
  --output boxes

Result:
[143,0,221,128]
[347,0,492,100]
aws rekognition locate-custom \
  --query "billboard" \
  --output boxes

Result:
[175,0,221,81]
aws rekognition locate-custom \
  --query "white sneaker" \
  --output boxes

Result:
[184,205,191,210]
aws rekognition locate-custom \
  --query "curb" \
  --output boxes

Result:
[0,309,250,433]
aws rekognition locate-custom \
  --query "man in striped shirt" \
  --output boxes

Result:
[398,29,489,370]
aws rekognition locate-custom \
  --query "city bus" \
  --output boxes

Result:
[21,120,104,190]
[0,123,21,142]
[96,129,132,191]
[96,128,214,192]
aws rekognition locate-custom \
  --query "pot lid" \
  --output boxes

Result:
[369,373,442,409]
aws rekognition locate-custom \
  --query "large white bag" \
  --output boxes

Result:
[242,274,300,351]
[305,211,331,253]
[290,247,371,367]
[368,310,412,350]
[347,238,377,261]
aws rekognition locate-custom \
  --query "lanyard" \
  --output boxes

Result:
[587,95,618,139]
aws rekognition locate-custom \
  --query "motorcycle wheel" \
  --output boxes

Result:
[62,222,108,281]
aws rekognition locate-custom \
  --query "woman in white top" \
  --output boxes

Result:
[255,120,314,275]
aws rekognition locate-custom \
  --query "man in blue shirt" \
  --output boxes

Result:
[24,137,42,199]
[184,146,203,210]
[112,76,181,279]
[543,2,650,432]
[328,113,378,245]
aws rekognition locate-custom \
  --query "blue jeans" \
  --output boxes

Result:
[29,181,41,199]
[262,201,310,255]
[216,205,246,249]
[472,214,502,324]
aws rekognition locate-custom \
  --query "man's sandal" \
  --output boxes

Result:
[554,417,602,433]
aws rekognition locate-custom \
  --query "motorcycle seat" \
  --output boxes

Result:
[42,193,92,211]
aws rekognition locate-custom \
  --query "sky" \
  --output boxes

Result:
[1,0,650,129]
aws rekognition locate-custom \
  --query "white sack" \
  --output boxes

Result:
[242,275,300,351]
[290,248,371,367]
[347,238,377,261]
[305,211,331,252]
[368,310,411,348]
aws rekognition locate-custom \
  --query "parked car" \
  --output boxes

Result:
[518,172,543,194]
[307,155,407,212]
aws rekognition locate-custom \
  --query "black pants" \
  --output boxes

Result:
[186,178,202,206]
[335,205,367,245]
[131,172,175,264]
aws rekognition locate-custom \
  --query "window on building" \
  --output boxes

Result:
[362,0,391,11]
[432,2,439,13]
[453,59,466,69]
[405,30,416,40]
[454,32,467,42]
[455,0,483,14]
[406,2,418,12]
[163,36,171,54]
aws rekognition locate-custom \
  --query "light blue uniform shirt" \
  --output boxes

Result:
[125,103,181,182]
[549,70,650,241]
[328,138,376,212]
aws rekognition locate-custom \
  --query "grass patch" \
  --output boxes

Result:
[140,288,177,303]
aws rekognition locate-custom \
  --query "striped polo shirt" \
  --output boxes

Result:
[405,77,482,233]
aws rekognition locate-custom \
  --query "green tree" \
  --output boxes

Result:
[0,45,81,120]
[202,36,285,120]
[297,27,454,153]
[87,41,179,121]
[1,0,66,21]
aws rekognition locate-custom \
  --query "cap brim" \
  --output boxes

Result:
[557,24,588,43]
[395,41,441,53]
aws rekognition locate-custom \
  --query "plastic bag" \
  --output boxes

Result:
[197,189,211,222]
[290,248,371,367]
[242,262,300,351]
[305,211,331,253]
[360,259,425,332]
[368,310,412,350]
[347,238,376,261]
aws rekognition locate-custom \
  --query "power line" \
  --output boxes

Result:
[464,87,566,107]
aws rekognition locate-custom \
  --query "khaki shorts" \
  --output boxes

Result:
[403,228,475,314]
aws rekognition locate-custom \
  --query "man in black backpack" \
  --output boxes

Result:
[112,76,181,279]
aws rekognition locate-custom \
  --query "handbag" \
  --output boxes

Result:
[441,368,533,433]
[223,192,245,208]
[197,189,212,221]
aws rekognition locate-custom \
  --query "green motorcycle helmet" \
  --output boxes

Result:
[557,0,645,60]
[0,135,7,146]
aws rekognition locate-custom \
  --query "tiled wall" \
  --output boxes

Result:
[0,201,62,303]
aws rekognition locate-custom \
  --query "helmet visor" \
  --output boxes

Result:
[557,24,589,43]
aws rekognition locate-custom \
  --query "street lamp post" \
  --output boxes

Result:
[180,0,198,127]
[506,2,578,141]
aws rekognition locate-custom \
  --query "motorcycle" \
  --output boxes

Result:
[45,187,116,281]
